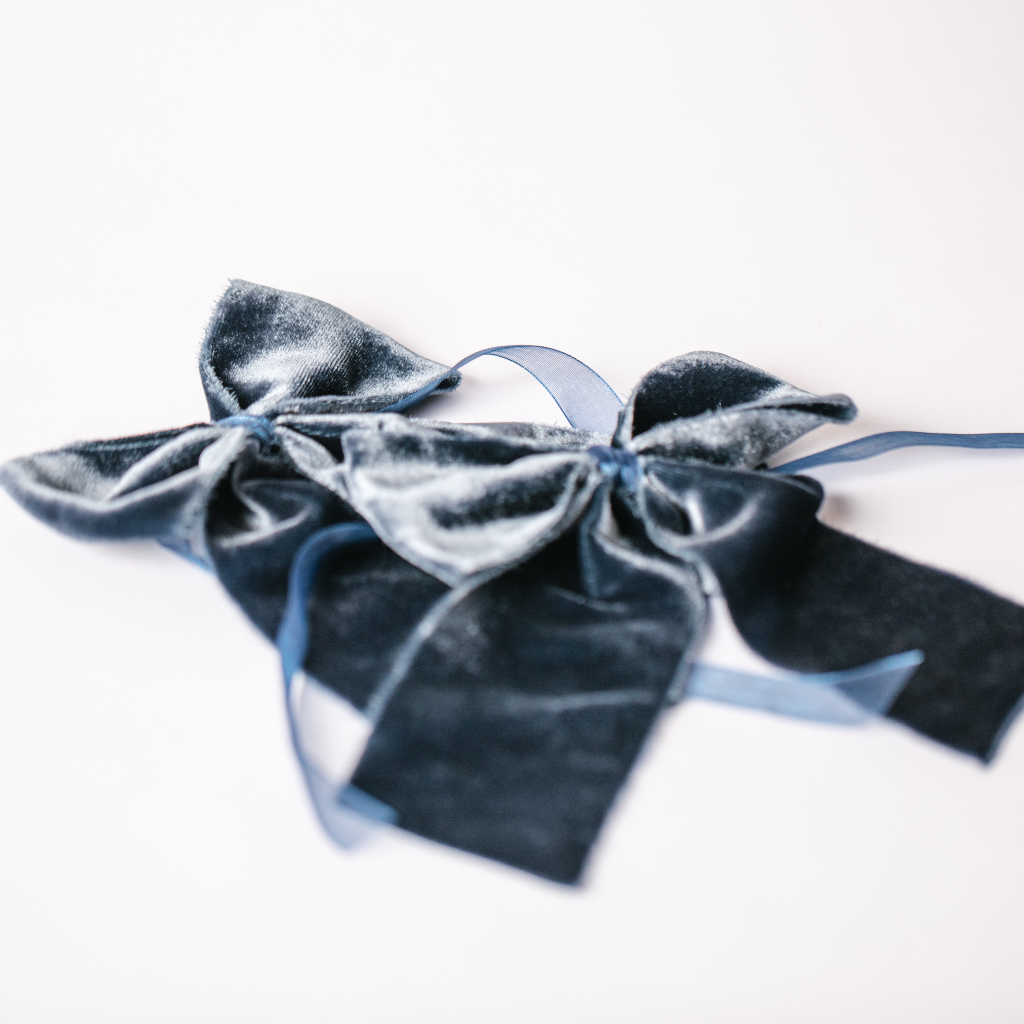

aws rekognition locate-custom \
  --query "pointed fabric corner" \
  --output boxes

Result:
[722,523,1024,761]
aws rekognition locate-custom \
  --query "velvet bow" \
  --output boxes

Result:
[281,348,856,588]
[4,281,1024,884]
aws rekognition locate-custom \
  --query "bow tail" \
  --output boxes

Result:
[209,475,705,883]
[349,516,705,884]
[722,522,1024,761]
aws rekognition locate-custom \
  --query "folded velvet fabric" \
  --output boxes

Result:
[3,280,1023,884]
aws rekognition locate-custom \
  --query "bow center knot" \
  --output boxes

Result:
[217,414,276,445]
[587,445,641,494]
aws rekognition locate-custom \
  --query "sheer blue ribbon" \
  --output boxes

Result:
[383,344,623,435]
[771,431,1024,475]
[276,522,398,844]
[217,414,277,444]
[686,653,922,724]
[587,444,642,493]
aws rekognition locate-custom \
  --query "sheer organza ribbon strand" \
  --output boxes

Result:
[383,345,623,435]
[771,431,1024,474]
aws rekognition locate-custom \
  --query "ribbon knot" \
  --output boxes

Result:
[217,414,276,445]
[586,445,642,494]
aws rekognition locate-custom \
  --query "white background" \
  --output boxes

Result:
[2,2,1024,1021]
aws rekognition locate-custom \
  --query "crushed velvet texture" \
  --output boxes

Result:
[615,350,855,467]
[201,280,460,419]
[3,280,1023,883]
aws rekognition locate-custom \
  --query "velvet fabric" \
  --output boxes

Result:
[3,280,1023,883]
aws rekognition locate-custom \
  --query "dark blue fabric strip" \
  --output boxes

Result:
[382,345,623,435]
[771,431,1024,475]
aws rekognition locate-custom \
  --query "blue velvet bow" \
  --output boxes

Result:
[4,280,1023,883]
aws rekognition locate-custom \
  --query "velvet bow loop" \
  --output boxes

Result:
[200,280,460,421]
[0,424,251,552]
[323,417,605,586]
[614,351,856,467]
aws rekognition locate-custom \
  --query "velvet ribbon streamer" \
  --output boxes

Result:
[3,280,1024,884]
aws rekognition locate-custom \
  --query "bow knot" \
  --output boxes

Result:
[586,445,642,494]
[217,414,277,445]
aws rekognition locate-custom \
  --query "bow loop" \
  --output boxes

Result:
[201,281,460,421]
[333,417,604,585]
[617,351,856,468]
[0,424,245,560]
